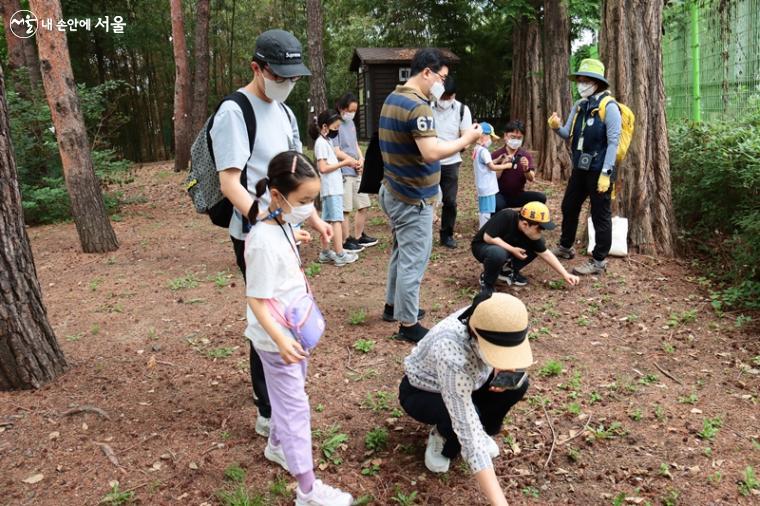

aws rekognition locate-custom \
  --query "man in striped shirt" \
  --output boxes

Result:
[379,48,481,343]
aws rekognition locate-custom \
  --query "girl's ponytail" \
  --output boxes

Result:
[307,115,321,141]
[308,109,341,141]
[247,177,269,225]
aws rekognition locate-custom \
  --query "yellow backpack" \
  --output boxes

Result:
[599,96,635,164]
[569,95,635,164]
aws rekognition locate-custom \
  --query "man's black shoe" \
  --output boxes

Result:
[382,304,426,322]
[440,236,457,249]
[397,322,429,343]
[357,233,379,247]
[343,237,364,252]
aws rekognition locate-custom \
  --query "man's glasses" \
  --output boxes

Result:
[262,64,301,83]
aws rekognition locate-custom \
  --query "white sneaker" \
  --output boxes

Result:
[486,436,500,458]
[424,427,450,473]
[255,415,270,437]
[318,250,337,264]
[264,440,289,472]
[295,479,353,506]
[333,251,358,266]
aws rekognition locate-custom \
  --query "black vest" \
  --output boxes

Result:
[570,92,610,172]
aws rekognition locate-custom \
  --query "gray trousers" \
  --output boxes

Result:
[379,185,433,324]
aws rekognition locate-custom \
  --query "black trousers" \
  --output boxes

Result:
[471,242,537,290]
[495,190,547,213]
[439,162,461,239]
[399,374,528,459]
[232,237,272,418]
[559,169,612,261]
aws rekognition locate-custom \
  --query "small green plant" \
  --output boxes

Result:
[677,392,698,405]
[738,466,759,496]
[365,427,389,451]
[101,483,135,505]
[65,333,83,342]
[576,315,590,327]
[315,403,325,413]
[457,286,478,300]
[667,309,697,328]
[348,308,367,325]
[589,391,602,404]
[661,341,675,354]
[707,471,722,486]
[590,421,627,440]
[354,495,375,505]
[538,359,563,377]
[168,273,199,291]
[560,370,582,390]
[547,279,566,290]
[521,486,540,498]
[566,402,582,416]
[661,488,679,506]
[391,408,403,418]
[629,408,643,421]
[210,271,231,288]
[735,314,752,328]
[390,486,418,505]
[89,277,102,291]
[90,323,100,335]
[268,476,289,497]
[703,447,713,457]
[224,464,246,482]
[353,338,375,353]
[654,404,666,421]
[659,462,672,479]
[528,326,551,341]
[624,313,639,323]
[315,425,349,466]
[362,390,391,412]
[207,347,235,359]
[369,216,385,226]
[527,394,549,407]
[697,416,723,440]
[304,262,322,277]
[639,374,659,385]
[217,485,265,506]
[361,463,381,476]
[430,252,441,262]
[567,446,581,462]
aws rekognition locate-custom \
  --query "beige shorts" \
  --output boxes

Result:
[342,175,371,212]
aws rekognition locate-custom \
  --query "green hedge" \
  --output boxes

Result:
[669,98,760,310]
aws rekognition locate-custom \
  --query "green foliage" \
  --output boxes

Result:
[348,308,368,325]
[168,273,200,290]
[538,360,563,377]
[364,427,389,451]
[390,486,419,505]
[362,390,392,412]
[738,466,759,496]
[304,262,322,278]
[224,464,246,483]
[669,101,760,309]
[314,425,349,466]
[101,483,135,505]
[353,338,375,353]
[697,417,723,441]
[7,81,132,225]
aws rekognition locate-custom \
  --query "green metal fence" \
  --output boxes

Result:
[662,0,760,123]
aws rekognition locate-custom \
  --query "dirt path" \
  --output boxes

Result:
[1,161,758,505]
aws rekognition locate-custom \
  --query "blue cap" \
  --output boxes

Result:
[480,122,499,139]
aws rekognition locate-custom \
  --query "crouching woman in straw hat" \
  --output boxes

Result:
[398,293,533,506]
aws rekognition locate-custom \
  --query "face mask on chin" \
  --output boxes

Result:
[577,81,597,99]
[263,75,296,102]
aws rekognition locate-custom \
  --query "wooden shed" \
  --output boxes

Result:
[349,48,460,140]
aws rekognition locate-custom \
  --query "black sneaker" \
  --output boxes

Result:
[382,304,426,322]
[343,237,364,252]
[397,322,429,343]
[510,271,528,286]
[440,236,457,249]
[497,267,513,283]
[357,233,379,247]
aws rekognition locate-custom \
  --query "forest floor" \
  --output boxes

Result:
[1,160,759,506]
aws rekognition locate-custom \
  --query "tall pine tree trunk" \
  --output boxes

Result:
[191,0,211,136]
[0,0,42,91]
[600,0,674,255]
[306,0,327,125]
[30,0,118,253]
[169,0,191,172]
[0,63,67,390]
[510,2,544,160]
[540,0,572,182]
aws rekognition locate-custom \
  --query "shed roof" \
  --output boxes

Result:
[349,47,460,71]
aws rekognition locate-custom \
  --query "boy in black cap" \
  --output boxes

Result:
[471,202,579,294]
[211,30,334,442]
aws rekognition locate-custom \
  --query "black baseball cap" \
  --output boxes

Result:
[253,29,311,78]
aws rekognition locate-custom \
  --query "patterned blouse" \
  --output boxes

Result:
[403,309,495,473]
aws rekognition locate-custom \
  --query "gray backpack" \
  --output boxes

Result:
[186,92,292,228]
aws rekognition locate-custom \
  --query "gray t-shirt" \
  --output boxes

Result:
[210,89,302,240]
[335,119,360,176]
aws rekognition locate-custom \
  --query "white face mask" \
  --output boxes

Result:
[430,81,445,101]
[263,76,296,102]
[507,138,523,150]
[577,81,597,99]
[436,99,454,109]
[484,138,493,148]
[282,198,314,225]
[341,112,355,121]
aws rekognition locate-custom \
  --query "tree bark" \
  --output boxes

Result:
[509,3,544,160]
[0,63,67,390]
[0,0,42,90]
[30,0,118,253]
[600,0,674,255]
[191,0,211,136]
[540,0,572,182]
[306,0,328,125]
[169,0,192,172]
